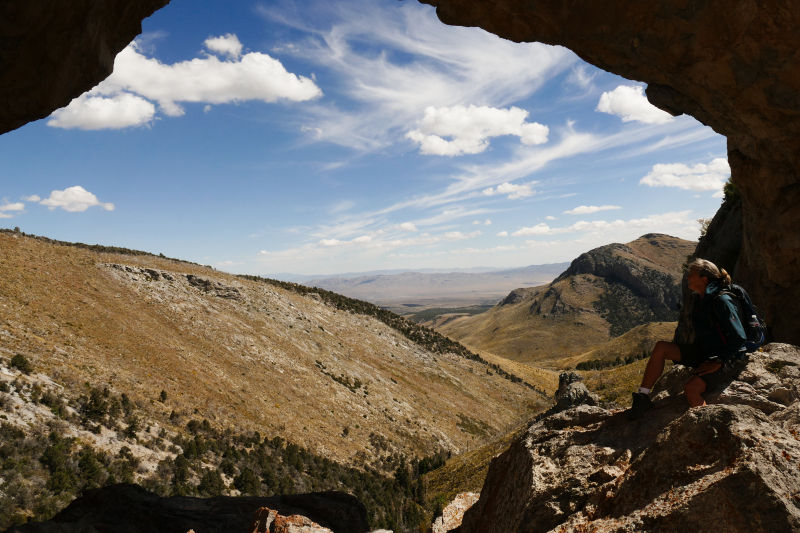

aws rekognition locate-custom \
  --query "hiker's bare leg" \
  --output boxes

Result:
[640,341,681,390]
[684,376,708,407]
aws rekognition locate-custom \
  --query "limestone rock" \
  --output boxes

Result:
[0,0,171,135]
[429,492,480,533]
[418,0,800,346]
[3,484,368,533]
[454,343,800,532]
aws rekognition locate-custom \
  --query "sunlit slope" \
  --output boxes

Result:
[0,232,549,464]
[557,321,678,369]
[432,234,695,367]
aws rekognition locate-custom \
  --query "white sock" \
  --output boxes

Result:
[638,387,651,395]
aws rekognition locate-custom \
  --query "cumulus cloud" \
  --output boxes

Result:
[48,35,322,130]
[596,85,674,125]
[546,216,557,220]
[484,219,492,225]
[496,231,508,237]
[640,158,730,192]
[472,220,481,225]
[481,182,536,200]
[406,105,549,156]
[563,205,621,215]
[39,186,114,212]
[204,34,243,60]
[397,222,418,231]
[47,93,157,130]
[21,195,41,202]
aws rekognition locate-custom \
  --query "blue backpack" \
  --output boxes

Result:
[711,284,766,352]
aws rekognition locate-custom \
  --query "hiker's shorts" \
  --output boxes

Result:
[676,343,748,391]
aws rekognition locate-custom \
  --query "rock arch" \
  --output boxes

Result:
[419,0,800,344]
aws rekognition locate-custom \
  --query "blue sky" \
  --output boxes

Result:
[0,0,729,275]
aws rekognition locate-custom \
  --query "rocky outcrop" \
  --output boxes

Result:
[428,492,480,533]
[556,239,681,322]
[418,0,800,346]
[453,343,800,532]
[0,0,171,135]
[249,506,333,533]
[2,484,369,533]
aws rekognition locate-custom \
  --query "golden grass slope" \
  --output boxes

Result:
[557,321,678,369]
[0,233,551,464]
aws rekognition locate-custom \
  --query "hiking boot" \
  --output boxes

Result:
[626,392,653,420]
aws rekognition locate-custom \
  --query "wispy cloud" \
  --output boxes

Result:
[563,205,621,215]
[259,0,576,150]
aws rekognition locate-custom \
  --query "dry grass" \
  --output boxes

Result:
[581,359,676,406]
[0,233,548,465]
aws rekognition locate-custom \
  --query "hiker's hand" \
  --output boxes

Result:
[694,361,722,376]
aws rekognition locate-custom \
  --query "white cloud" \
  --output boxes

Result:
[39,186,114,212]
[21,195,41,202]
[640,158,730,192]
[204,105,212,113]
[47,93,157,130]
[512,210,695,237]
[217,260,243,266]
[596,85,674,125]
[0,201,25,218]
[317,235,372,247]
[48,36,322,130]
[496,231,508,237]
[204,34,243,60]
[565,64,597,91]
[259,250,270,255]
[563,205,621,215]
[398,222,418,231]
[712,190,725,198]
[472,220,481,225]
[482,182,536,200]
[406,105,548,156]
[546,216,557,220]
[484,219,491,225]
[264,1,576,150]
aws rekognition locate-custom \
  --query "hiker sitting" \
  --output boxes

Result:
[627,259,748,420]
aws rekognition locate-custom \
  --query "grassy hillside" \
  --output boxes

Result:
[0,232,552,463]
[557,321,677,370]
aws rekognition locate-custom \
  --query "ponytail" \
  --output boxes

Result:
[688,258,731,285]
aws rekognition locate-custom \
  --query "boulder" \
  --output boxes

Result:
[417,0,800,346]
[454,343,800,532]
[2,484,369,533]
[428,492,480,533]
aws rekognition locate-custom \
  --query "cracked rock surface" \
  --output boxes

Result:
[454,343,800,532]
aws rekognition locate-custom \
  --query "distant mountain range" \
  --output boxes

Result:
[281,263,571,302]
[271,266,513,283]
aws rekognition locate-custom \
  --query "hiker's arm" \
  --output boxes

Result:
[714,296,747,362]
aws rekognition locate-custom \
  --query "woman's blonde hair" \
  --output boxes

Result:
[688,258,731,286]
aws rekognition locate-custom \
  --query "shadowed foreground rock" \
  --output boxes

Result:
[2,484,369,533]
[452,343,800,532]
[418,0,800,346]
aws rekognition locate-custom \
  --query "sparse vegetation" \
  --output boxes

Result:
[576,349,650,371]
[10,353,33,375]
[593,277,679,337]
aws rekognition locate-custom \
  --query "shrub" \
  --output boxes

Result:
[10,354,33,375]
